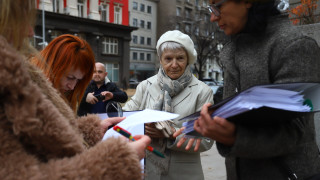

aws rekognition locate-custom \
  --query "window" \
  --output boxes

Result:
[100,4,109,22]
[133,52,138,60]
[140,20,145,28]
[132,35,137,44]
[195,27,199,35]
[140,53,145,60]
[147,53,151,61]
[50,30,62,40]
[147,6,152,13]
[114,6,122,24]
[147,37,151,45]
[195,0,199,6]
[102,37,118,55]
[195,13,199,20]
[206,30,209,36]
[140,4,145,12]
[147,22,151,29]
[140,36,145,45]
[185,24,191,33]
[52,0,60,13]
[203,0,208,7]
[176,7,181,16]
[77,0,84,17]
[106,63,119,82]
[176,23,180,30]
[133,18,138,27]
[204,14,209,22]
[185,8,191,19]
[133,2,138,10]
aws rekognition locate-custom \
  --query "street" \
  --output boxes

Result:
[201,144,226,180]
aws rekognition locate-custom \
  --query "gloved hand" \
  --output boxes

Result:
[154,120,176,138]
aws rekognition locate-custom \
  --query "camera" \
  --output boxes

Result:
[94,94,105,101]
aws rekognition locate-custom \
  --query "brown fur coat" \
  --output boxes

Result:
[0,36,142,179]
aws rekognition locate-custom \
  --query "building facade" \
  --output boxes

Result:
[34,0,135,88]
[128,0,158,82]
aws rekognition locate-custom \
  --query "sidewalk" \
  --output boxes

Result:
[201,144,226,180]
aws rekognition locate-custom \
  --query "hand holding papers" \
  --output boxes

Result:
[103,109,179,140]
[181,83,320,136]
[113,126,165,158]
[102,109,179,166]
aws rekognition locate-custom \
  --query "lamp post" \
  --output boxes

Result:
[42,0,45,49]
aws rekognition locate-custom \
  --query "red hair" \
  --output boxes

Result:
[32,34,95,112]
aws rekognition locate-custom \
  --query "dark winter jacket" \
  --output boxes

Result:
[219,14,320,180]
[78,80,128,116]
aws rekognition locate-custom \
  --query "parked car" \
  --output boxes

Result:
[201,78,220,93]
[216,81,224,86]
[209,85,220,94]
[129,78,139,88]
[214,86,224,104]
[202,78,218,86]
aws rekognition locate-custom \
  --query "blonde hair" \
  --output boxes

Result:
[0,0,36,49]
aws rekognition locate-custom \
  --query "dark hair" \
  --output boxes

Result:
[242,1,281,34]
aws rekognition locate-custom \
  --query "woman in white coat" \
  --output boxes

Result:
[124,30,214,180]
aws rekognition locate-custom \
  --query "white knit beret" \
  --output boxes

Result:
[156,30,197,65]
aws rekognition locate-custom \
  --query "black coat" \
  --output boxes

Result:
[77,81,128,116]
[219,14,320,180]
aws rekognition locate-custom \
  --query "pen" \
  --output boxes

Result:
[113,125,165,158]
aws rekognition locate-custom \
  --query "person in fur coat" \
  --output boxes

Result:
[0,0,151,179]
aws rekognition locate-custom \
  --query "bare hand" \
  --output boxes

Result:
[86,92,98,104]
[194,103,236,146]
[145,123,166,138]
[101,91,113,101]
[173,127,202,152]
[128,135,151,160]
[100,117,125,133]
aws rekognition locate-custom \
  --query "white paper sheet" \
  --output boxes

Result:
[100,109,179,169]
[102,109,179,140]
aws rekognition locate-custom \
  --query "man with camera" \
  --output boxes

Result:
[77,62,128,116]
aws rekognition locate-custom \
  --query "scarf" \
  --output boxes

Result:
[146,65,193,177]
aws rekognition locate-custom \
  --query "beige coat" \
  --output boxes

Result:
[124,75,214,180]
[0,36,142,180]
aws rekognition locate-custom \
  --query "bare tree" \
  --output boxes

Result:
[187,22,226,80]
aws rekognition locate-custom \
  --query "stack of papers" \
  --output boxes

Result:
[181,83,320,136]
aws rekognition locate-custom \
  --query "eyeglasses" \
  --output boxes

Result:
[207,0,228,17]
[106,101,123,117]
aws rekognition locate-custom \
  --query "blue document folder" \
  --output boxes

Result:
[180,83,320,136]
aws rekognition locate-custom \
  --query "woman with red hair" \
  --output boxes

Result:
[33,34,95,112]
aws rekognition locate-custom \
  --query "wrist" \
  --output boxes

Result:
[168,127,177,140]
